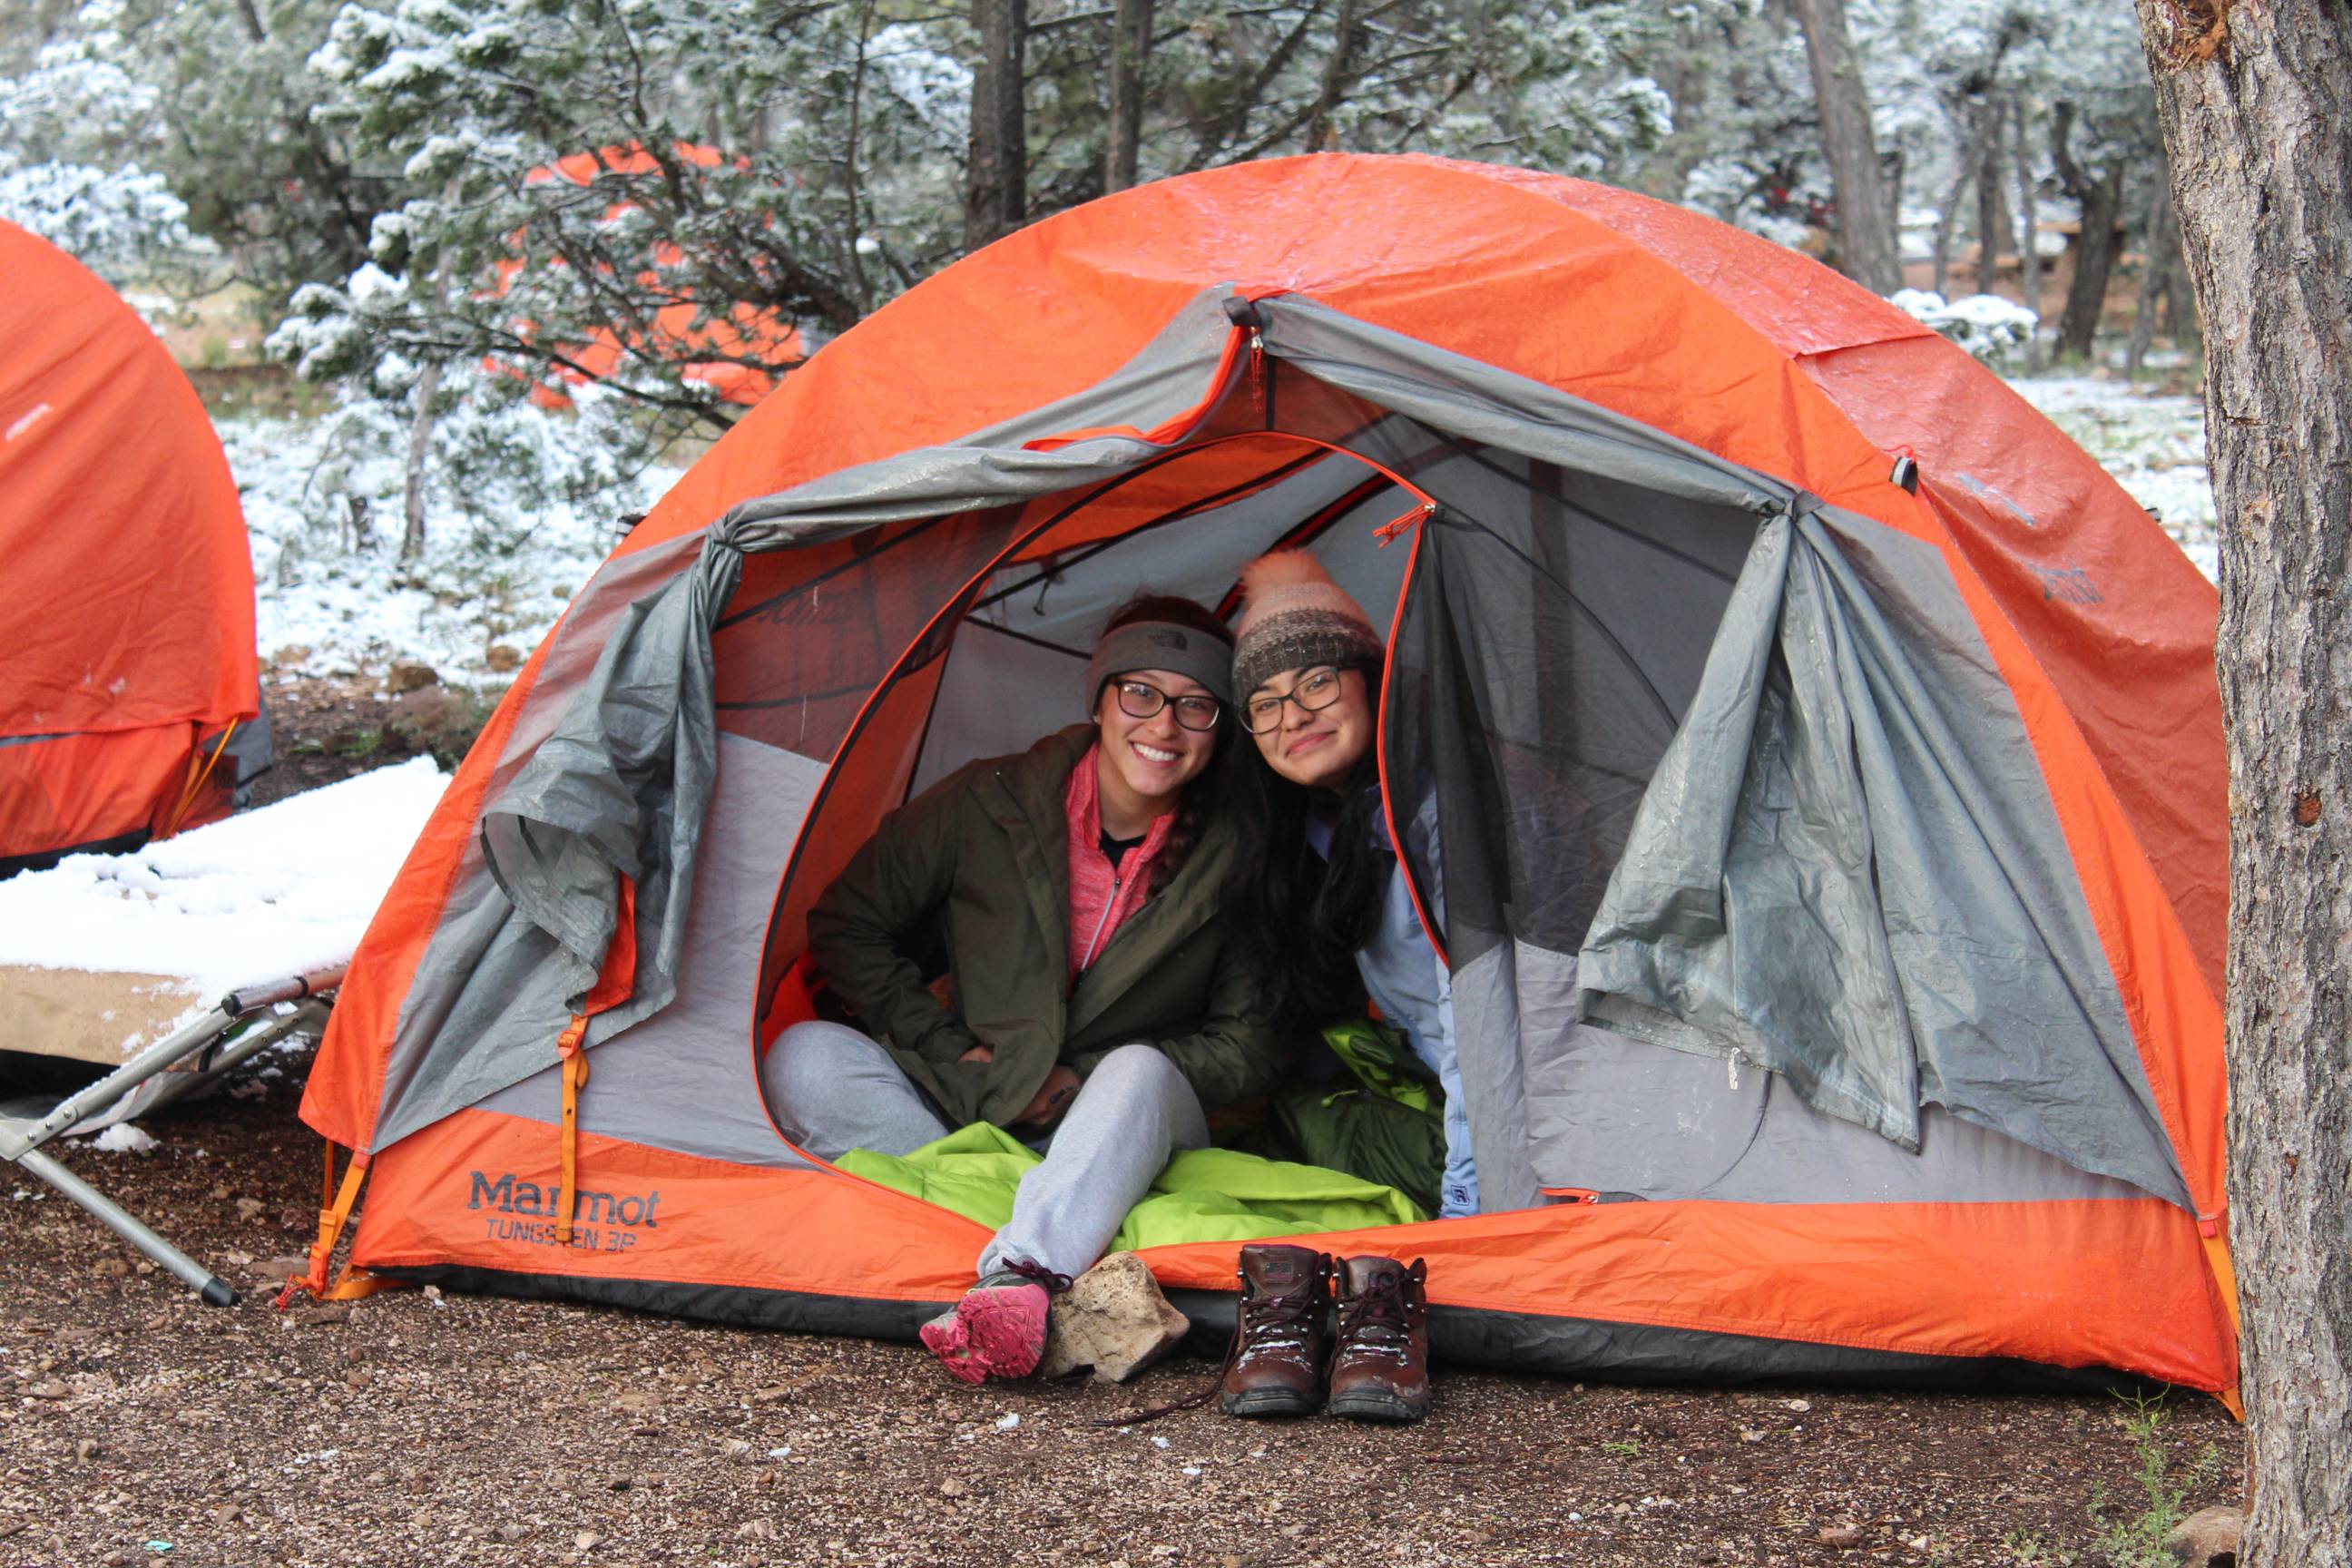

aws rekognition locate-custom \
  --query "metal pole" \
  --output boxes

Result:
[13,1146,237,1307]
[0,1004,238,1161]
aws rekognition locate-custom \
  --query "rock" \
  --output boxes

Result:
[235,1199,266,1222]
[93,1259,130,1279]
[574,1530,604,1550]
[386,662,440,694]
[2164,1504,2246,1566]
[1816,1524,1865,1549]
[1037,1253,1190,1384]
[496,1523,529,1543]
[24,1381,70,1401]
[485,643,524,673]
[940,1478,967,1497]
[736,1518,776,1540]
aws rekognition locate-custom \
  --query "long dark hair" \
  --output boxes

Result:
[1095,594,1238,896]
[1224,662,1387,1028]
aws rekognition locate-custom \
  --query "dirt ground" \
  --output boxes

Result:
[1,1052,2245,1568]
[246,670,497,809]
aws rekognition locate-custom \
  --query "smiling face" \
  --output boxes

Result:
[1247,664,1374,789]
[1093,668,1222,825]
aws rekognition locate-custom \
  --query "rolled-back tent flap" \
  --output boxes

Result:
[1567,503,2188,1206]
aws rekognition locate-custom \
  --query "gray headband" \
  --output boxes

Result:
[1082,621,1235,711]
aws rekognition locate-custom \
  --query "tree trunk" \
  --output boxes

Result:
[398,362,440,566]
[2011,94,2043,368]
[2125,173,2178,376]
[1974,96,2014,295]
[1789,0,1902,293]
[1103,0,1153,192]
[965,0,1029,250]
[1931,161,1971,298]
[2051,100,2124,358]
[2128,1,2352,1563]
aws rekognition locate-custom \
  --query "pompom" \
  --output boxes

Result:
[1237,550,1338,601]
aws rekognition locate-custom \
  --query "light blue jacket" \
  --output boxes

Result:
[1308,792,1478,1218]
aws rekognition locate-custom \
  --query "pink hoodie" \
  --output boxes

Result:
[1062,745,1172,985]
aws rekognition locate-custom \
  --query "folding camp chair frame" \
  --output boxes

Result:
[0,966,342,1306]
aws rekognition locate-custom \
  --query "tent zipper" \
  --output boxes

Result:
[1077,865,1122,975]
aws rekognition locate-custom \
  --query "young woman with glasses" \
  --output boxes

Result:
[761,595,1285,1386]
[1224,552,1479,1221]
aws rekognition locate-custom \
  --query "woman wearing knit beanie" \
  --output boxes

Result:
[762,594,1284,1388]
[1225,553,1478,1223]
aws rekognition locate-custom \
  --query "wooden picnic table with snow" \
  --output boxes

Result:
[0,757,447,1066]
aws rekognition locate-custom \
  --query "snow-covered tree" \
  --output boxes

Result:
[0,1,382,306]
[282,0,972,436]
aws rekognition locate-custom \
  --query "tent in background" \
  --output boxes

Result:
[293,155,2236,1402]
[0,220,268,877]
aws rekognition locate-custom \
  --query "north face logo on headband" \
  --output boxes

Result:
[1146,628,1189,650]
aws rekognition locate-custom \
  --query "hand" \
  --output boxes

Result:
[957,1044,994,1064]
[1014,1065,1082,1129]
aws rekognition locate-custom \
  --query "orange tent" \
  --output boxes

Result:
[0,221,264,875]
[495,143,805,410]
[295,156,2234,1399]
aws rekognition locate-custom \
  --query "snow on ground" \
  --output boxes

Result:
[222,394,682,687]
[2008,374,2217,582]
[0,757,447,996]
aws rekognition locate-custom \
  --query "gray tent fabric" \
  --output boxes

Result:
[1258,296,1789,521]
[1574,504,2187,1207]
[1515,970,2160,1206]
[476,732,828,1169]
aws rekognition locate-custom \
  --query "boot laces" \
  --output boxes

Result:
[1239,1280,1321,1348]
[1337,1273,1412,1347]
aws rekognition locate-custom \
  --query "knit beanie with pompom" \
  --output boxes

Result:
[1230,552,1385,701]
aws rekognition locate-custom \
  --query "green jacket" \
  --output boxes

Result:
[805,724,1284,1129]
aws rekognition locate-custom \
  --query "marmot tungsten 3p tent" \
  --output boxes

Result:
[1,220,266,874]
[297,155,2237,1397]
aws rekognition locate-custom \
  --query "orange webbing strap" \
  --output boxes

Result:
[554,1014,591,1246]
[275,1142,405,1307]
[2199,1218,2245,1419]
[160,718,240,839]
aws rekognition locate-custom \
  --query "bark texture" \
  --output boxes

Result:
[2130,0,2352,1561]
[2050,100,2125,357]
[965,0,1029,250]
[1103,0,1153,192]
[1790,0,1902,293]
[1974,96,2014,292]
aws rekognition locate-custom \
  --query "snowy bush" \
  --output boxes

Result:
[0,160,200,287]
[1892,289,2040,366]
[227,368,680,684]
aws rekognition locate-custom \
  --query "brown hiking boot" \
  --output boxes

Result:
[1327,1256,1430,1422]
[1215,1244,1333,1418]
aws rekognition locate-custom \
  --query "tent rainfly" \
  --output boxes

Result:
[1,220,267,876]
[292,155,2237,1402]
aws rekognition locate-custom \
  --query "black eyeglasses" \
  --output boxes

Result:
[1241,666,1347,734]
[1113,679,1222,731]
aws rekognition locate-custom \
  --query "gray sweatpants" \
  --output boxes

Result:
[762,1021,1210,1281]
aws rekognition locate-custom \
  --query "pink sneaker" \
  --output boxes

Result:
[918,1265,1064,1384]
